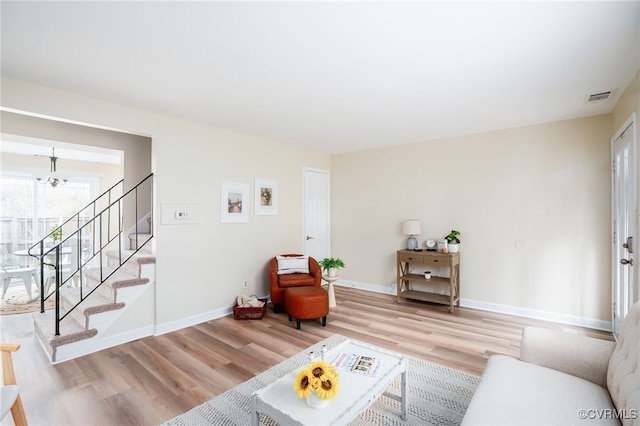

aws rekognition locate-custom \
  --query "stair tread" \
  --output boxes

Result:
[105,250,156,263]
[62,287,115,310]
[33,311,96,342]
[85,266,137,281]
[85,269,149,288]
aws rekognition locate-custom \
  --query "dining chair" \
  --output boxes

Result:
[0,247,39,301]
[0,343,27,426]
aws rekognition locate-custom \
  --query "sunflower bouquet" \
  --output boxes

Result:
[293,358,340,402]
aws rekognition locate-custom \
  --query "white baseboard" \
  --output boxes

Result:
[335,280,612,332]
[153,293,271,336]
[153,280,614,342]
[68,306,235,363]
[47,291,610,366]
[51,324,156,365]
[336,279,396,295]
[461,298,611,331]
[68,283,610,361]
[154,305,232,336]
[52,307,235,364]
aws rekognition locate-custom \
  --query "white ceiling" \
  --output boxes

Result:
[1,1,639,154]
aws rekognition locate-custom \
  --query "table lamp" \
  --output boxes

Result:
[402,220,422,250]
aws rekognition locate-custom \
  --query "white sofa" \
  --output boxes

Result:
[462,301,639,426]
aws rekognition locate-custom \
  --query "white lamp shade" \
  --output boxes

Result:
[402,220,422,236]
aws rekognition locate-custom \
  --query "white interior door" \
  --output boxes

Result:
[303,168,330,261]
[611,113,638,339]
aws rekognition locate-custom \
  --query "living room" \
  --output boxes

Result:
[1,1,639,425]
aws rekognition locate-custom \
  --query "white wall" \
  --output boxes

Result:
[331,115,613,327]
[1,77,331,333]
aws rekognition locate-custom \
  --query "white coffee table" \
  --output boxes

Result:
[251,339,408,425]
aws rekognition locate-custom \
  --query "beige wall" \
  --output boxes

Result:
[612,69,639,134]
[329,70,638,326]
[1,77,331,332]
[2,69,637,334]
[332,115,613,324]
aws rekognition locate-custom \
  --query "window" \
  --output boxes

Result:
[0,175,96,263]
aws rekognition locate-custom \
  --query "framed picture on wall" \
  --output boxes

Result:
[221,182,249,223]
[255,178,278,215]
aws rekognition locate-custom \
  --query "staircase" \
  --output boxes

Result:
[33,245,155,363]
[30,175,154,364]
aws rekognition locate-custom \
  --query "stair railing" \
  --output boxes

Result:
[28,174,154,336]
[29,178,124,309]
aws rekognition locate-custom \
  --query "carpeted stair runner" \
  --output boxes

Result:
[33,249,154,363]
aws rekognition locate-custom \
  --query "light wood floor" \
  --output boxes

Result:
[0,286,612,426]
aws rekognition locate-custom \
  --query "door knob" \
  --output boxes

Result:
[306,235,314,240]
[621,258,633,265]
[623,237,634,253]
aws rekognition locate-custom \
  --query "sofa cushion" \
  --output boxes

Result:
[607,301,640,426]
[276,273,316,288]
[462,355,618,425]
[520,326,615,387]
[276,255,309,274]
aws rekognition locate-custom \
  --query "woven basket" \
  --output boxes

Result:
[232,298,267,320]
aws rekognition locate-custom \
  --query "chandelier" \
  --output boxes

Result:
[37,148,68,188]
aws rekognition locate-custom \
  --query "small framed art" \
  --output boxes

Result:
[221,182,249,223]
[255,178,278,215]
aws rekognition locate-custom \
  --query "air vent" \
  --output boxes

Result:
[588,92,611,102]
[585,90,615,104]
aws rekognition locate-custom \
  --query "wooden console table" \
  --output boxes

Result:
[396,249,460,312]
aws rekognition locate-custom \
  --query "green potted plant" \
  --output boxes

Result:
[444,230,460,253]
[318,257,346,278]
[50,224,63,242]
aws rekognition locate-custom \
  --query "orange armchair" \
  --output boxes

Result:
[270,254,322,312]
